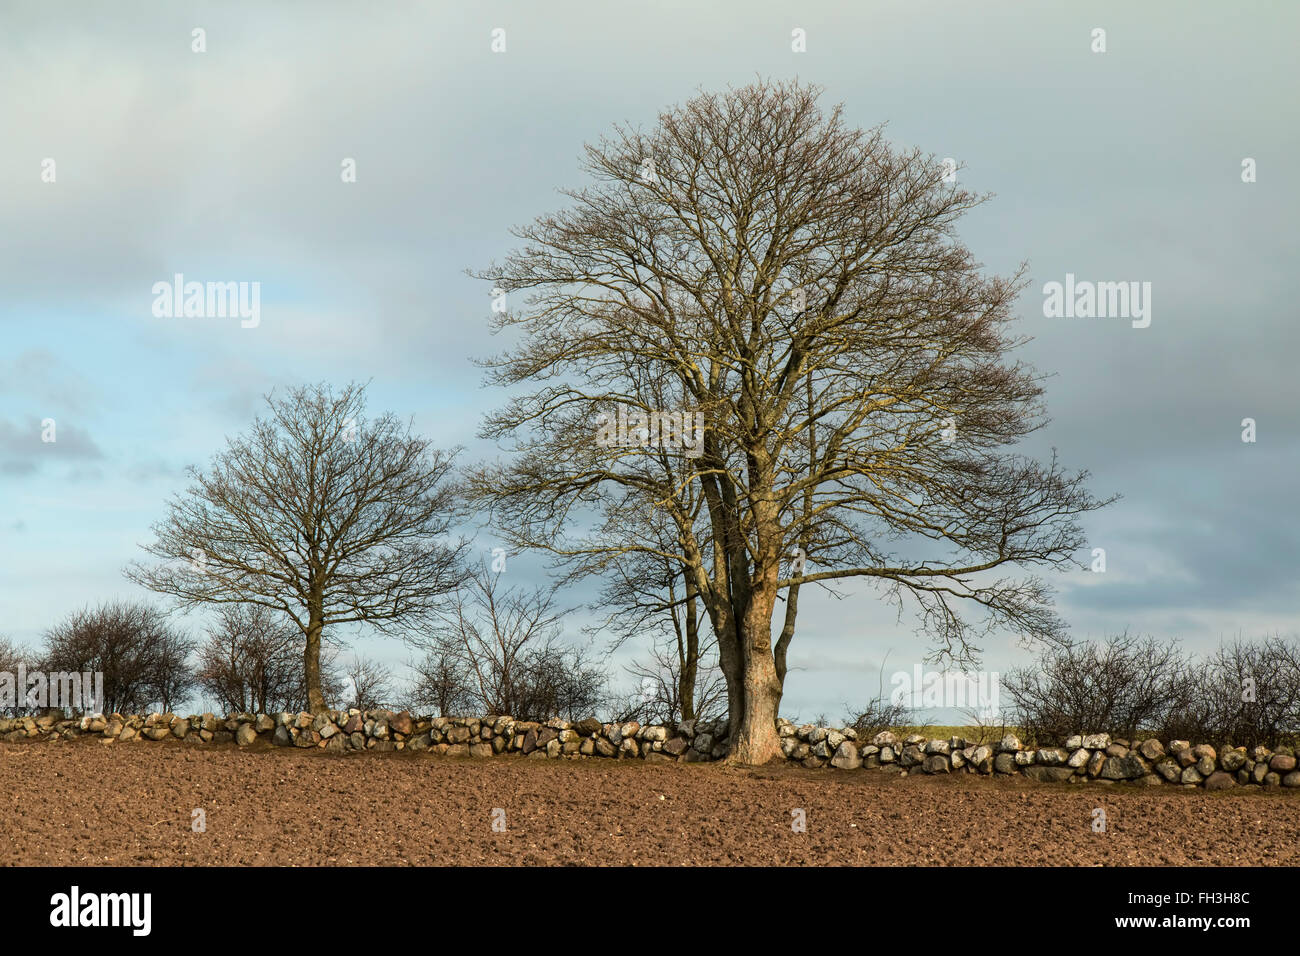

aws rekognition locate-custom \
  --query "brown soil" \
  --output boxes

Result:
[2,738,1297,866]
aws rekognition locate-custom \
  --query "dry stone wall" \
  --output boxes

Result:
[3,711,1298,791]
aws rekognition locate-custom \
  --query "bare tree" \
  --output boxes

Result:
[0,635,42,717]
[471,79,1114,762]
[42,601,195,715]
[403,648,475,717]
[342,653,394,712]
[1003,633,1196,744]
[408,561,605,721]
[195,604,343,714]
[611,630,728,726]
[128,382,468,713]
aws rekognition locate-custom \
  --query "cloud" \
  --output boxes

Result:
[0,417,104,476]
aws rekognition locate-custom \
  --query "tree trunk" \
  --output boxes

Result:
[726,584,784,765]
[305,600,326,713]
[679,588,699,722]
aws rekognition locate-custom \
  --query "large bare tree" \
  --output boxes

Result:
[471,80,1114,763]
[128,382,467,713]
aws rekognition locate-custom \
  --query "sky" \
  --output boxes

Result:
[2,0,1298,722]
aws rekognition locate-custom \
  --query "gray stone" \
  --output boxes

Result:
[922,754,950,774]
[1100,755,1147,780]
[235,723,258,746]
[831,741,861,770]
[1024,766,1073,783]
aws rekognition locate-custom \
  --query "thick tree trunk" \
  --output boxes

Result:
[305,600,326,714]
[726,584,784,765]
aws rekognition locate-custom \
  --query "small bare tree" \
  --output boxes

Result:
[612,631,728,726]
[407,561,605,721]
[0,635,42,717]
[404,649,475,717]
[342,654,394,712]
[42,601,195,714]
[195,604,342,714]
[128,382,468,713]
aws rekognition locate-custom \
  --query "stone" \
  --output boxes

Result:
[1024,766,1073,783]
[970,745,994,773]
[1082,733,1110,750]
[1192,744,1217,764]
[993,753,1017,774]
[272,726,292,747]
[872,731,898,748]
[255,714,275,733]
[922,754,950,774]
[1195,756,1216,777]
[170,718,191,739]
[1180,767,1203,785]
[1175,747,1198,768]
[1064,735,1083,750]
[1100,755,1147,780]
[1269,754,1297,773]
[693,733,714,754]
[830,741,861,770]
[1015,749,1035,766]
[574,717,602,737]
[1204,771,1236,792]
[470,742,494,759]
[1282,771,1300,788]
[143,727,170,741]
[924,739,950,755]
[235,724,258,746]
[1155,758,1182,782]
[1067,748,1090,769]
[1264,772,1281,788]
[390,711,414,736]
[1138,739,1165,760]
[1220,749,1247,772]
[663,737,689,756]
[349,732,365,750]
[878,746,896,763]
[1104,744,1129,758]
[1035,748,1067,767]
